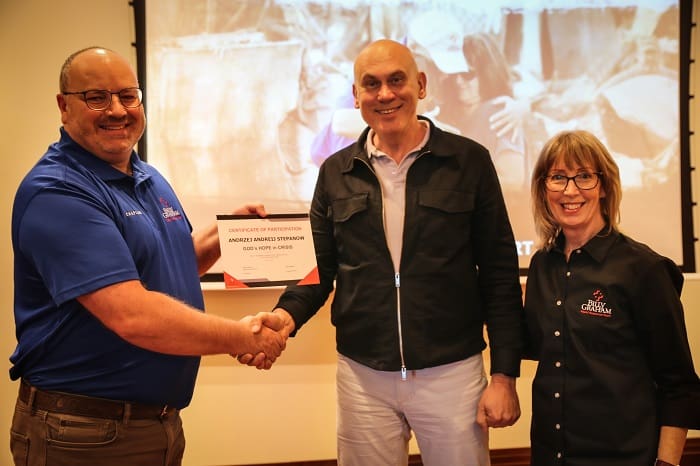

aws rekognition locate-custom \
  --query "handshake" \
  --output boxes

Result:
[235,308,296,370]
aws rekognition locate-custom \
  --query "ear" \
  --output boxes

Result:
[417,71,427,100]
[352,84,360,109]
[56,93,67,111]
[57,93,70,124]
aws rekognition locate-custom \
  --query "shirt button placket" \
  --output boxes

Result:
[553,298,564,457]
[553,270,567,464]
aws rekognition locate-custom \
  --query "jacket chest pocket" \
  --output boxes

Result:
[330,193,369,223]
[328,193,377,264]
[418,189,475,213]
[414,189,475,240]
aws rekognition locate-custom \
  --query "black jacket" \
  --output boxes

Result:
[276,117,523,375]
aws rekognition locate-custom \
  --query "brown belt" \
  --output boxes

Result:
[18,379,177,420]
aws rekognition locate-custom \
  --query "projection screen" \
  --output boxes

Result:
[136,0,689,277]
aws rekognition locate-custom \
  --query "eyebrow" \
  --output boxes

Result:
[549,167,595,173]
[361,71,405,83]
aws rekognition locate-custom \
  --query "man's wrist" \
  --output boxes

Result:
[490,373,516,386]
[272,307,296,333]
[655,458,679,466]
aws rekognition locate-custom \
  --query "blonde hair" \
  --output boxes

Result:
[530,130,622,250]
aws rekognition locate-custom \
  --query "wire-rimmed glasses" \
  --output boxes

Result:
[62,87,143,111]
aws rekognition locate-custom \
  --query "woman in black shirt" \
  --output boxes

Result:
[524,130,700,466]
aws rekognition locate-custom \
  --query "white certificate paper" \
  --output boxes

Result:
[216,214,319,289]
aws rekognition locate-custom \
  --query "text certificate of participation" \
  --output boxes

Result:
[216,213,320,289]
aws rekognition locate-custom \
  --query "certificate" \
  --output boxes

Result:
[216,214,319,289]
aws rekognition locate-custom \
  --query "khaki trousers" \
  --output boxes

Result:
[336,353,490,466]
[10,388,185,466]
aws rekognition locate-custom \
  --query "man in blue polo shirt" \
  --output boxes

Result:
[9,46,286,466]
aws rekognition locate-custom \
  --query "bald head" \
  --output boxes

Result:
[57,46,144,171]
[351,39,427,154]
[353,39,420,85]
[59,47,136,93]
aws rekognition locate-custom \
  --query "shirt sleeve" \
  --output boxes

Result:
[472,151,524,377]
[16,188,140,305]
[634,257,700,429]
[275,162,336,333]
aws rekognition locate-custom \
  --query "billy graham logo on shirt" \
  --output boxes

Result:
[579,288,613,318]
[159,196,183,222]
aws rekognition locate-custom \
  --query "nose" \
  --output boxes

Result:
[562,178,579,194]
[105,94,128,114]
[377,84,395,101]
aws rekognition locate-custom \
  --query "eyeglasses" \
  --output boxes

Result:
[543,172,602,192]
[62,87,143,111]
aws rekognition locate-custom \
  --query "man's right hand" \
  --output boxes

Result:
[237,308,295,369]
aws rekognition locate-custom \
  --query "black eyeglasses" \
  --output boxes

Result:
[62,87,143,111]
[543,172,602,192]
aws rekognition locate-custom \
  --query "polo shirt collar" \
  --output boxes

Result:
[58,127,148,182]
[366,119,430,159]
[341,115,455,173]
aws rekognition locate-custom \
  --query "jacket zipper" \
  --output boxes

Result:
[355,148,430,381]
[396,272,407,380]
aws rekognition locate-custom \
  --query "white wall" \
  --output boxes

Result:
[0,1,698,465]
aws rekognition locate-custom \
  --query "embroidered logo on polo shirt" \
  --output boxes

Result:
[579,288,613,318]
[159,197,183,222]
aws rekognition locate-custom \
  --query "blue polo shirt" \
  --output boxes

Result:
[10,128,204,408]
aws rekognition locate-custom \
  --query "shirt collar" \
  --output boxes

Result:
[58,127,148,182]
[365,119,430,160]
[554,227,619,263]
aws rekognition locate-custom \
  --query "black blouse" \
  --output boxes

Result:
[524,230,700,466]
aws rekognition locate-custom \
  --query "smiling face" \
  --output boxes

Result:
[352,40,426,144]
[545,160,607,245]
[57,48,145,172]
[531,130,622,250]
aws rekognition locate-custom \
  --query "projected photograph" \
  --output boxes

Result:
[144,0,682,271]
